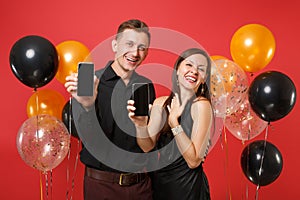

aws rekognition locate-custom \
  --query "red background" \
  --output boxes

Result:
[1,0,299,199]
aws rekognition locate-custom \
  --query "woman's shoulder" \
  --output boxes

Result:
[194,96,209,101]
[191,97,212,111]
[153,96,169,106]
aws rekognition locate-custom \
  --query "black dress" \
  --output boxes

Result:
[152,100,211,200]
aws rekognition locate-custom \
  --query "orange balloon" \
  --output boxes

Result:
[27,89,66,120]
[55,40,91,84]
[230,24,276,73]
[210,55,229,61]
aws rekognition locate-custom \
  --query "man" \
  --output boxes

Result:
[65,19,155,200]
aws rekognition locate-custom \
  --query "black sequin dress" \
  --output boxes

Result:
[152,100,211,200]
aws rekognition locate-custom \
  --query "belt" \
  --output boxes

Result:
[86,167,147,186]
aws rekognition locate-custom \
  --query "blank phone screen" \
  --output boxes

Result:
[132,83,149,116]
[77,62,94,96]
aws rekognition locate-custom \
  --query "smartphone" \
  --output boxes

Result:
[132,83,149,116]
[77,62,94,96]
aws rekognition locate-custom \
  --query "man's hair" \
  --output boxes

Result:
[116,19,151,43]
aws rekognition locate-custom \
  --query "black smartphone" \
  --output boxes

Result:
[77,62,94,96]
[132,83,149,116]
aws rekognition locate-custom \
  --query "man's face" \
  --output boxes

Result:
[112,29,149,72]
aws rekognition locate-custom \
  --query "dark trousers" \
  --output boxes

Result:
[84,168,153,200]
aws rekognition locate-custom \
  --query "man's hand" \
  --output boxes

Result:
[65,73,99,110]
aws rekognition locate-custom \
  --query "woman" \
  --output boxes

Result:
[127,48,214,199]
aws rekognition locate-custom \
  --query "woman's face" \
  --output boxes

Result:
[176,53,208,92]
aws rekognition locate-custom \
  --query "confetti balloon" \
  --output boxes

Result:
[210,60,227,118]
[225,99,268,141]
[16,114,70,172]
[214,59,249,116]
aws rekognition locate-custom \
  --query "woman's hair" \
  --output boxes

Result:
[161,48,213,134]
[116,19,151,44]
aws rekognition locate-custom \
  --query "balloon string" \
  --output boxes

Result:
[247,106,251,141]
[255,123,269,200]
[45,172,48,200]
[45,173,48,199]
[40,171,43,200]
[240,141,248,200]
[255,185,260,200]
[50,171,53,200]
[222,127,232,200]
[66,97,80,200]
[66,98,71,199]
[243,106,250,200]
[69,97,72,138]
[44,171,53,200]
[245,183,248,200]
[34,88,39,139]
[70,139,80,200]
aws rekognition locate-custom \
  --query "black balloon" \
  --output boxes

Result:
[248,71,296,122]
[9,35,58,88]
[62,101,79,139]
[241,140,283,186]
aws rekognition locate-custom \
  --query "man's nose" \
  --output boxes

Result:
[130,46,139,56]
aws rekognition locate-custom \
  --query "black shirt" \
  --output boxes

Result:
[78,61,155,173]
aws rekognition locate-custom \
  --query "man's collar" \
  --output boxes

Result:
[102,60,138,83]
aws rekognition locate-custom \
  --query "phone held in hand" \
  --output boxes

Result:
[132,83,149,116]
[77,62,94,96]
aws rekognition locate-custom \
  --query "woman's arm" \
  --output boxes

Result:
[127,96,168,152]
[169,96,212,169]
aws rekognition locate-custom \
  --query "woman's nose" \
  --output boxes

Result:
[191,65,198,74]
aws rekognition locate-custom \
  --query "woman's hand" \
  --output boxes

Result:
[64,73,99,110]
[167,93,185,128]
[127,100,149,127]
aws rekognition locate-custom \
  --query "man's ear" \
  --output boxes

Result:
[112,39,117,52]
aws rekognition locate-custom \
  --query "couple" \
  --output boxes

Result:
[65,19,213,200]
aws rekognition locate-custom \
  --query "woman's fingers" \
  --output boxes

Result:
[127,104,136,112]
[173,93,178,101]
[167,105,171,112]
[128,111,135,118]
[127,99,134,105]
[127,100,136,118]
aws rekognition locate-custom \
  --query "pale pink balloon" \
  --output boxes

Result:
[16,114,70,172]
[225,99,268,141]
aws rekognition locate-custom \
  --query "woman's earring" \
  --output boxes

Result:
[176,79,179,86]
